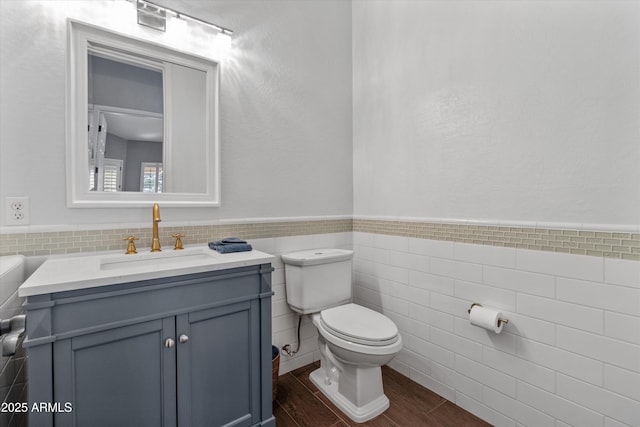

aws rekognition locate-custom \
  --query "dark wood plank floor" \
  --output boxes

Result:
[274,362,491,427]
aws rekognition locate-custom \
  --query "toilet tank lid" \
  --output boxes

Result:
[281,249,353,266]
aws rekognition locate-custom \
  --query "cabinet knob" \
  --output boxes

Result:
[179,334,189,344]
[164,338,175,348]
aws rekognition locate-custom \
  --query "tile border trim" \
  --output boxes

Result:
[0,219,353,257]
[353,218,640,261]
[1,217,638,260]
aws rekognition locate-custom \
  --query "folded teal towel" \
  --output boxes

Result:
[208,237,252,253]
[210,237,247,245]
[210,243,252,253]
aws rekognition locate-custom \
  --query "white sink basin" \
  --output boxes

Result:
[100,249,218,271]
[19,246,275,297]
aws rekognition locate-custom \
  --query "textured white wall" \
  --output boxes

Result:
[0,0,352,228]
[353,0,640,227]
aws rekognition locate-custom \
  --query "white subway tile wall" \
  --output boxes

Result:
[0,256,27,427]
[2,218,639,425]
[354,231,640,427]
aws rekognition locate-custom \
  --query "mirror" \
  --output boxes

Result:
[67,20,220,207]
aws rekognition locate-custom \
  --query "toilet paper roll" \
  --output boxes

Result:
[469,305,504,334]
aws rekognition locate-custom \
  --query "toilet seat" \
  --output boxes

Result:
[320,304,399,347]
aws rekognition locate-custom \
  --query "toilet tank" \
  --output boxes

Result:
[281,249,353,314]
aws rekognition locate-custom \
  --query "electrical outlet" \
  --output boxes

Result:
[5,197,30,225]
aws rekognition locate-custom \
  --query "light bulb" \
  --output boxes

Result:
[212,32,232,57]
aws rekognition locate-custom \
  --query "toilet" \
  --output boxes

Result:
[282,249,402,423]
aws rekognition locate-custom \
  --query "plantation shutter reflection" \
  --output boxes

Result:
[142,162,163,193]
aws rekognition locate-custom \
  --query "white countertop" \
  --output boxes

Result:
[18,247,275,297]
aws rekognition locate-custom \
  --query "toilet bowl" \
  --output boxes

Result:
[281,249,403,423]
[314,303,402,362]
[309,304,403,422]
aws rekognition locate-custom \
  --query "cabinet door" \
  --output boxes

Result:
[176,300,260,427]
[53,318,176,427]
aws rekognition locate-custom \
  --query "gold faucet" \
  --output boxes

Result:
[151,203,161,252]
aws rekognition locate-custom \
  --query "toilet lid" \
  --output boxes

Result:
[320,304,399,346]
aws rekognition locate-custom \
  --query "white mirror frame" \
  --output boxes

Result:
[66,19,221,207]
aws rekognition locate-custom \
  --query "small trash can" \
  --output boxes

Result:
[271,345,280,401]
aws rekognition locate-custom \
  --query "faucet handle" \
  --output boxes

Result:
[123,236,139,254]
[171,233,185,250]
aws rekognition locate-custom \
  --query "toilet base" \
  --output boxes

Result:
[309,367,390,423]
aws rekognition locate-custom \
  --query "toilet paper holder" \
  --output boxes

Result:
[467,303,509,327]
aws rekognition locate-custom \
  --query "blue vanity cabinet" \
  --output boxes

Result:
[23,263,275,427]
[54,318,177,426]
[176,301,259,426]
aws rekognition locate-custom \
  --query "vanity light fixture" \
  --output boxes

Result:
[136,0,166,31]
[134,0,233,37]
